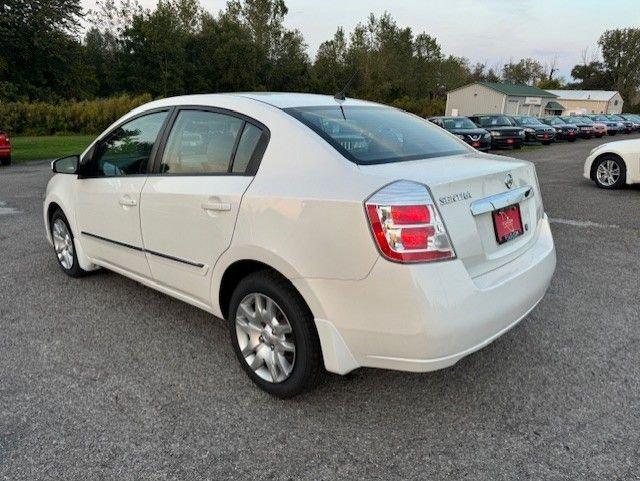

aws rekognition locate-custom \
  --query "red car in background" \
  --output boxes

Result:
[0,131,11,166]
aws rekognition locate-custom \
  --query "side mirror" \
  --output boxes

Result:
[51,155,79,174]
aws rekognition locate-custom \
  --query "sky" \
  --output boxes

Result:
[80,0,640,81]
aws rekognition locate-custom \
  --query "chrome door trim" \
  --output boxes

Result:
[470,185,534,216]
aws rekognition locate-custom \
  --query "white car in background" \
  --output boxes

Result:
[584,138,640,189]
[44,93,556,397]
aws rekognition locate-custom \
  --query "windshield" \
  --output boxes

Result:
[516,116,543,126]
[593,115,609,121]
[546,118,565,126]
[285,106,467,164]
[570,116,592,124]
[608,115,624,120]
[441,117,478,129]
[476,116,514,127]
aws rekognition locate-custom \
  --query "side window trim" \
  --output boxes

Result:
[150,105,271,177]
[78,107,174,179]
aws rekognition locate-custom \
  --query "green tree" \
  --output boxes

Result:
[598,28,640,103]
[0,0,95,100]
[502,58,545,85]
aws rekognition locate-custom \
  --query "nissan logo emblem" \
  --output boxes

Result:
[505,173,514,189]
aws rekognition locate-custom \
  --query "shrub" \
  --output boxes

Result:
[0,94,153,136]
[388,96,446,118]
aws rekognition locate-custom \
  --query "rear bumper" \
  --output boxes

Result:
[0,147,11,157]
[298,215,556,374]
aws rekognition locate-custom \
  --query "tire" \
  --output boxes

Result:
[228,270,323,398]
[593,155,626,189]
[0,155,10,166]
[50,208,88,277]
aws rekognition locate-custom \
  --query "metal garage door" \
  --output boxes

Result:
[506,100,520,115]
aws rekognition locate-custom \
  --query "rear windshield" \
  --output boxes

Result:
[284,105,467,164]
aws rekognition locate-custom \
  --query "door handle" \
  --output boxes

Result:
[201,201,231,212]
[119,195,137,207]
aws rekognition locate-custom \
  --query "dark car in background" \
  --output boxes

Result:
[540,117,578,142]
[609,114,635,134]
[0,131,11,166]
[468,114,525,149]
[559,116,595,139]
[509,115,556,145]
[428,116,491,151]
[589,115,623,135]
[619,114,640,132]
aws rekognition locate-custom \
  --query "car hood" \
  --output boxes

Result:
[448,128,489,136]
[522,125,555,132]
[483,126,522,133]
[590,138,640,154]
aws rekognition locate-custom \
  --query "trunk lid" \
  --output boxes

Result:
[359,152,543,277]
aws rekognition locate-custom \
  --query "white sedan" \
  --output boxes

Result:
[44,93,556,397]
[584,138,640,188]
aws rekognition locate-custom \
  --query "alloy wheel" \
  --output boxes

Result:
[52,218,74,269]
[235,293,296,383]
[596,160,621,187]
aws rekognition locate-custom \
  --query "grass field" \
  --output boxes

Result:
[11,135,95,163]
[8,134,545,164]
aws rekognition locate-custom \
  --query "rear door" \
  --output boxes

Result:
[75,109,171,278]
[140,107,269,304]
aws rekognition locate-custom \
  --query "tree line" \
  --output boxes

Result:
[1,0,639,120]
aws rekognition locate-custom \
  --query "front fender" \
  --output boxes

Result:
[44,174,98,271]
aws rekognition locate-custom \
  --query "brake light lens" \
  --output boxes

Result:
[365,180,455,263]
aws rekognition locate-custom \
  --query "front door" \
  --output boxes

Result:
[140,108,267,304]
[75,110,170,278]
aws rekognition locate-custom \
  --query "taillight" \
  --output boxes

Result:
[365,180,455,263]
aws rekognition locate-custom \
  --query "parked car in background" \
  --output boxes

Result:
[559,116,594,139]
[589,115,623,135]
[468,114,525,149]
[509,116,556,145]
[0,131,11,166]
[618,114,640,132]
[607,115,634,134]
[567,116,607,138]
[584,138,640,189]
[42,93,556,397]
[428,116,491,151]
[540,117,578,142]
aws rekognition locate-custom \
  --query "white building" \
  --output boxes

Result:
[445,82,559,118]
[545,90,624,115]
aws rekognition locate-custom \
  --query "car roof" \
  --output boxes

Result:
[233,92,379,108]
[138,92,380,110]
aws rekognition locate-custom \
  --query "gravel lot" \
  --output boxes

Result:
[1,134,639,480]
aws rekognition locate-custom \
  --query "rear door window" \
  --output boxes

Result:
[232,123,263,173]
[159,110,244,174]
